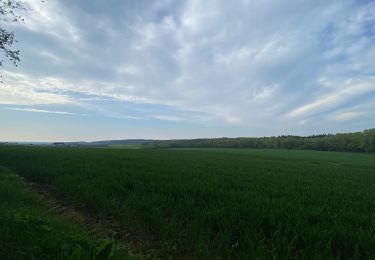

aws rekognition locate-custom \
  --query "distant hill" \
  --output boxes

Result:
[1,139,154,147]
[4,129,374,153]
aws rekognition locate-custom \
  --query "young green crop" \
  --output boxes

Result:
[0,146,374,259]
[0,165,144,260]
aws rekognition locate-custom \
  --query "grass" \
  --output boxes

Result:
[0,166,142,260]
[0,146,375,259]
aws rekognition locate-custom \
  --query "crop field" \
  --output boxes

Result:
[0,146,375,259]
[0,165,142,260]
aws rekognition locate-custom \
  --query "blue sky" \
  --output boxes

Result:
[0,0,374,141]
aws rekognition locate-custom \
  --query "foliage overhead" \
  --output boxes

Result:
[0,0,26,67]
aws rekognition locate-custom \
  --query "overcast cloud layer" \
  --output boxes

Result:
[0,0,374,141]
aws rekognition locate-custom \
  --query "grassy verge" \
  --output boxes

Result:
[0,166,143,260]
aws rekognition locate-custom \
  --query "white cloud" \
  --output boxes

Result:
[332,112,364,121]
[5,107,76,115]
[39,50,65,64]
[287,78,375,118]
[151,115,183,122]
[2,0,375,136]
[116,65,142,76]
[107,114,146,120]
[0,71,73,105]
[21,0,81,43]
[327,101,375,122]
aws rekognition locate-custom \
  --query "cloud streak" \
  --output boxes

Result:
[287,78,375,118]
[6,107,78,115]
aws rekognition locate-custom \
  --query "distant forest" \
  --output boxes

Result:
[144,129,375,153]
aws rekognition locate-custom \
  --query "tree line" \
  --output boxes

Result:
[143,129,375,153]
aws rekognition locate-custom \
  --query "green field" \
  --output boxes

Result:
[0,165,143,260]
[0,146,375,259]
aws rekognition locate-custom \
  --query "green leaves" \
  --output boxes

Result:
[94,240,116,260]
[67,240,116,260]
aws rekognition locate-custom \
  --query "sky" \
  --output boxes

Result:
[0,0,374,141]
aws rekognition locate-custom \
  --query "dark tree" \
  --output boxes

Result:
[0,0,26,67]
[144,129,375,153]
